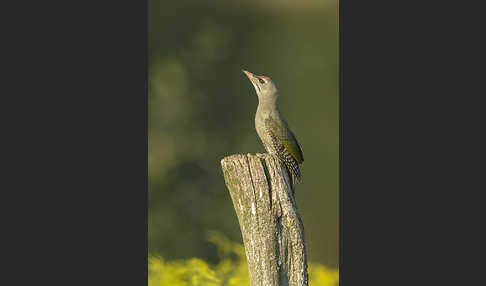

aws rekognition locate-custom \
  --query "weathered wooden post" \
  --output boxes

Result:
[220,153,309,286]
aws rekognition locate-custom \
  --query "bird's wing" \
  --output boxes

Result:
[264,117,304,164]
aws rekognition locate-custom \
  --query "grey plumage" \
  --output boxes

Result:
[242,69,304,186]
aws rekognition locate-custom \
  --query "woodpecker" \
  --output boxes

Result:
[242,69,304,186]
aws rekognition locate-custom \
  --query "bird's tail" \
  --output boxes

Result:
[289,163,302,185]
[282,157,302,190]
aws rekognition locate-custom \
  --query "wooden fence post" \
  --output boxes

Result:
[220,153,309,286]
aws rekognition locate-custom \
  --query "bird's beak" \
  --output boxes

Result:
[242,69,254,78]
[242,69,261,93]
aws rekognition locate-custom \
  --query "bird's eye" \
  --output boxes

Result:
[258,78,265,84]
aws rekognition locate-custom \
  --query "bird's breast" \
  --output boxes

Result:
[255,113,275,153]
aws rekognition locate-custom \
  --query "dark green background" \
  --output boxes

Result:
[149,0,338,267]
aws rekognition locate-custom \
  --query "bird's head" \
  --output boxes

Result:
[242,69,279,102]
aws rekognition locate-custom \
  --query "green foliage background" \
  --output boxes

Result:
[149,232,338,286]
[149,0,339,271]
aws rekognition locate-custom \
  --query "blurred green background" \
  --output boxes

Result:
[149,0,338,268]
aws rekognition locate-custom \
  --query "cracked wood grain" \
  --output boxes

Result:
[221,153,309,286]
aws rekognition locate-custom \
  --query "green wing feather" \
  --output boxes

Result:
[265,117,304,164]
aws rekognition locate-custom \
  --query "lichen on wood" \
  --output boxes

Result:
[221,153,308,286]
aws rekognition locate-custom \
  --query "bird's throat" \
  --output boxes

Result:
[257,99,279,118]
